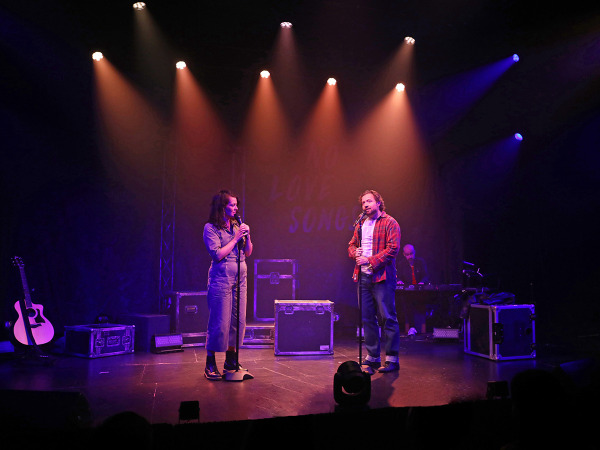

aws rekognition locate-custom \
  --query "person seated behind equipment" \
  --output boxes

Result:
[397,244,429,286]
[397,244,430,334]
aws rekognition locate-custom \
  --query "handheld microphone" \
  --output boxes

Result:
[353,212,366,227]
[234,214,246,247]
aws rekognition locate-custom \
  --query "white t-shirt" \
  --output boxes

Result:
[360,218,376,274]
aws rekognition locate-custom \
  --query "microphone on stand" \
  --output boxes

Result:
[234,214,246,248]
[353,212,366,227]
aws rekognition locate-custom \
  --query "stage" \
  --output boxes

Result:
[1,331,598,449]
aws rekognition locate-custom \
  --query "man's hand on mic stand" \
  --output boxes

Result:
[355,247,370,266]
[356,256,370,266]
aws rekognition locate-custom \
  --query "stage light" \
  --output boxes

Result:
[327,78,336,86]
[333,361,371,408]
[280,22,292,28]
[514,133,523,141]
[178,401,199,423]
[151,334,183,353]
[404,36,415,45]
[513,54,520,62]
[396,83,405,92]
[176,61,186,70]
[260,70,270,78]
[487,381,510,400]
[92,52,103,61]
[133,2,146,10]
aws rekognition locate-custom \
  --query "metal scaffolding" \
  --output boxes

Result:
[159,146,177,312]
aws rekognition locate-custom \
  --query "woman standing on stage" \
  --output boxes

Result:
[203,190,253,380]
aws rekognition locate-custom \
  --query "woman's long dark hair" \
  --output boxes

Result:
[208,189,240,228]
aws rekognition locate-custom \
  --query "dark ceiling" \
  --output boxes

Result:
[2,1,598,133]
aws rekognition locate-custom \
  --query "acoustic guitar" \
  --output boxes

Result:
[12,256,54,346]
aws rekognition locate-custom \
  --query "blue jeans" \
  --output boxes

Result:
[358,273,400,358]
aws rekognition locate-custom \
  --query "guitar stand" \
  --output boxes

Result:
[15,344,55,367]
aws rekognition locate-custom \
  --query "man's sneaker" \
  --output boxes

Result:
[378,361,400,373]
[361,359,381,369]
[360,359,381,374]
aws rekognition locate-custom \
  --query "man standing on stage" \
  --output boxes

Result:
[348,189,401,373]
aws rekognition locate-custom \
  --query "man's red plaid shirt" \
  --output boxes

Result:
[348,211,401,283]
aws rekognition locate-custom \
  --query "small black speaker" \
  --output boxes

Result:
[118,314,170,352]
[151,334,183,353]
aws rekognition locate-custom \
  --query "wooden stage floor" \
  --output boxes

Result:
[0,332,598,449]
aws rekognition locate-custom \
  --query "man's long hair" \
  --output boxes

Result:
[359,189,385,211]
[208,189,239,228]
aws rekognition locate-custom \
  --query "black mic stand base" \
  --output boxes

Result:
[223,368,254,382]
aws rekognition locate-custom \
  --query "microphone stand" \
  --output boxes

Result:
[224,221,253,382]
[353,212,367,371]
[357,224,363,367]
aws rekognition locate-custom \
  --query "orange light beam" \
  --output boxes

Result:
[93,57,165,185]
[239,74,292,162]
[172,67,229,155]
[351,87,433,209]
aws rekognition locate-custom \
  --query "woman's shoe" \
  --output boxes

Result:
[204,356,222,381]
[224,350,240,371]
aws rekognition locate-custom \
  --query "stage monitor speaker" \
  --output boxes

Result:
[118,313,170,352]
[553,358,599,394]
[151,334,183,353]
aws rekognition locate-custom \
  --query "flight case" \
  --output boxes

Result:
[464,304,536,360]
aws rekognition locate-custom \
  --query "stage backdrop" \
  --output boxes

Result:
[171,96,458,329]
